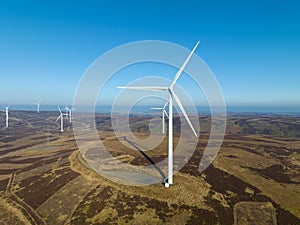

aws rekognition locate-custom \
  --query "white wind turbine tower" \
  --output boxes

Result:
[34,100,41,114]
[1,105,9,128]
[55,106,68,132]
[150,101,169,134]
[118,41,199,187]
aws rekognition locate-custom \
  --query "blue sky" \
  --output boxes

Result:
[0,0,299,110]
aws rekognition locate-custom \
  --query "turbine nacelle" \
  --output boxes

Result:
[2,105,10,111]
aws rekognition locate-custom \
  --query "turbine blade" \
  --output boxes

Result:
[163,109,169,119]
[150,107,163,110]
[55,115,61,122]
[57,106,62,113]
[163,101,168,109]
[117,86,168,91]
[171,90,198,137]
[170,41,200,88]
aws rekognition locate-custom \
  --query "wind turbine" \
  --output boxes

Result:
[55,106,68,132]
[64,105,69,118]
[1,105,10,128]
[34,100,41,114]
[65,106,76,122]
[150,101,169,134]
[118,41,199,187]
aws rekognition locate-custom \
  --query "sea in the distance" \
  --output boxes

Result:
[5,105,300,115]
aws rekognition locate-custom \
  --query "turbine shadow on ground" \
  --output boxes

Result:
[122,136,167,182]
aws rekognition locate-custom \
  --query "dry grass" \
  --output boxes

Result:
[0,197,31,225]
[37,175,98,225]
[214,136,300,218]
[234,202,277,225]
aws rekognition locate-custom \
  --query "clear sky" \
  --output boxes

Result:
[0,0,299,110]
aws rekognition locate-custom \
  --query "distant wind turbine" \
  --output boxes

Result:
[150,101,169,134]
[1,105,10,128]
[34,100,41,114]
[55,106,68,132]
[118,41,200,187]
[65,106,76,122]
[64,105,69,118]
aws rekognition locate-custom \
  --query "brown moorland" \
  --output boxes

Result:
[0,111,299,224]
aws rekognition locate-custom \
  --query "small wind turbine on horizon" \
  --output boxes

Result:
[118,41,200,187]
[65,106,76,122]
[150,101,169,134]
[34,100,41,114]
[64,105,69,118]
[55,106,68,132]
[1,105,10,128]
